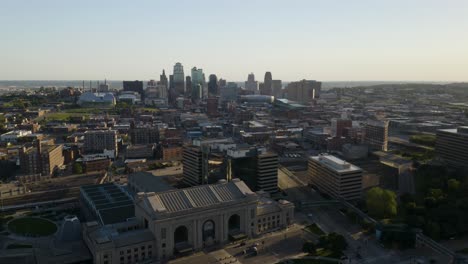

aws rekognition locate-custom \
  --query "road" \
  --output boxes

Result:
[278,167,403,263]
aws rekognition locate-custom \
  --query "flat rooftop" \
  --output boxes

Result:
[310,154,362,173]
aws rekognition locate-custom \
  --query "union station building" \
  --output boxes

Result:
[83,179,294,263]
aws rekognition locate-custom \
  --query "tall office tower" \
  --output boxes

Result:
[331,118,352,137]
[185,76,192,96]
[129,127,159,145]
[364,120,389,151]
[245,73,258,93]
[182,145,204,186]
[227,147,278,194]
[272,80,282,98]
[173,62,185,95]
[220,82,238,102]
[206,97,219,117]
[123,81,144,100]
[208,74,218,97]
[146,80,158,98]
[260,72,273,95]
[84,130,118,156]
[191,84,203,102]
[191,67,205,98]
[284,79,322,103]
[308,154,362,201]
[169,75,174,90]
[218,78,226,89]
[435,126,468,168]
[159,69,168,88]
[20,141,64,176]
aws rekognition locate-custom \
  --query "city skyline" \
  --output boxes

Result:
[1,0,468,81]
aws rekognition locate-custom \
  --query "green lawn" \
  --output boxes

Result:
[305,223,326,236]
[8,217,57,237]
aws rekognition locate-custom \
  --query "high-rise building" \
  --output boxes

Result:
[191,67,205,98]
[129,127,159,145]
[146,80,167,100]
[308,154,362,201]
[285,80,321,103]
[272,80,282,98]
[84,130,118,156]
[220,82,238,102]
[206,97,219,117]
[227,147,278,194]
[160,70,168,88]
[185,76,192,96]
[20,141,64,176]
[364,120,389,151]
[218,78,226,89]
[182,145,204,186]
[331,118,352,138]
[123,81,144,99]
[435,126,468,168]
[191,84,203,102]
[208,74,218,97]
[172,62,185,96]
[260,72,273,95]
[245,73,258,93]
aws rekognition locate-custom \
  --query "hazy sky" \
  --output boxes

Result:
[1,0,468,81]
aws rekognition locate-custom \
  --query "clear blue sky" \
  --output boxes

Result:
[1,0,468,81]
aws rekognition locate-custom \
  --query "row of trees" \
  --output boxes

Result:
[370,164,468,240]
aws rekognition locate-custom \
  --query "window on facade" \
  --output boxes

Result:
[251,209,255,218]
[142,252,145,258]
[104,261,108,264]
[161,228,166,239]
[127,256,131,260]
[144,218,148,228]
[104,254,108,259]
[135,254,138,260]
[134,248,138,252]
[272,216,275,220]
[127,249,131,254]
[149,251,152,256]
[148,245,152,249]
[120,251,124,255]
[162,243,166,248]
[120,256,124,261]
[141,246,145,250]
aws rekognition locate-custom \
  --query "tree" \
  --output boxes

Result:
[73,163,83,174]
[425,221,441,240]
[366,187,397,219]
[302,242,316,254]
[448,179,461,193]
[318,232,348,252]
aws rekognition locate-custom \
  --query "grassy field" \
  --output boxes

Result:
[42,112,89,121]
[8,217,57,237]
